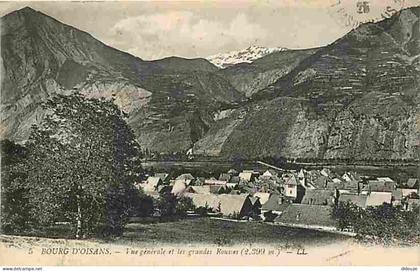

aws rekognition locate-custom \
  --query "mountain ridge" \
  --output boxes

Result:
[195,6,420,161]
[1,6,419,161]
[0,6,243,153]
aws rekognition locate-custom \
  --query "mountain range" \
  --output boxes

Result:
[1,6,419,161]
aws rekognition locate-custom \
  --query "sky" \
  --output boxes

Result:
[0,0,418,60]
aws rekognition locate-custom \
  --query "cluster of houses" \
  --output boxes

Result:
[136,167,420,228]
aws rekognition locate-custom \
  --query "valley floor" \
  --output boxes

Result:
[1,217,349,246]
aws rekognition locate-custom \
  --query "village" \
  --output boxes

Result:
[135,164,420,231]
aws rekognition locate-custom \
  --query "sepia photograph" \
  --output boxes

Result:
[0,0,419,267]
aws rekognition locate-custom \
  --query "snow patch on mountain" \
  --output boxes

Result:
[207,46,287,69]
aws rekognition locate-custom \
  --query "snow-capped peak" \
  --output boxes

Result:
[206,45,287,69]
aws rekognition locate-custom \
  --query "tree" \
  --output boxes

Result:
[156,192,178,217]
[14,94,142,238]
[331,201,362,231]
[1,140,30,233]
[176,197,195,216]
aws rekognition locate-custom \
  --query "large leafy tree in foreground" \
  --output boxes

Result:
[12,94,142,237]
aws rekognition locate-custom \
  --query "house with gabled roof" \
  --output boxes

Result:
[282,173,298,199]
[239,171,256,183]
[171,179,187,197]
[262,169,278,178]
[184,193,255,217]
[176,173,195,185]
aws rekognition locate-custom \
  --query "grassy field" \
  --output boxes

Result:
[118,217,349,246]
[6,217,350,246]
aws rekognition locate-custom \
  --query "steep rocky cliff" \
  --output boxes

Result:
[218,48,318,97]
[195,7,420,161]
[1,6,419,161]
[0,7,242,153]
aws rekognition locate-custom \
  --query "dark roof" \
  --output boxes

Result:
[301,189,335,205]
[262,193,288,211]
[338,193,368,208]
[326,182,343,190]
[274,204,336,227]
[229,176,240,183]
[311,176,329,189]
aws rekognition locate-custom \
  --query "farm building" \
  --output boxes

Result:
[184,193,257,217]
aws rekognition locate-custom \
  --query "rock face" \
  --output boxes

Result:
[218,48,318,97]
[0,7,242,153]
[1,6,419,161]
[196,7,420,161]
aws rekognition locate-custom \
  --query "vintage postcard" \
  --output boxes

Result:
[0,0,419,268]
